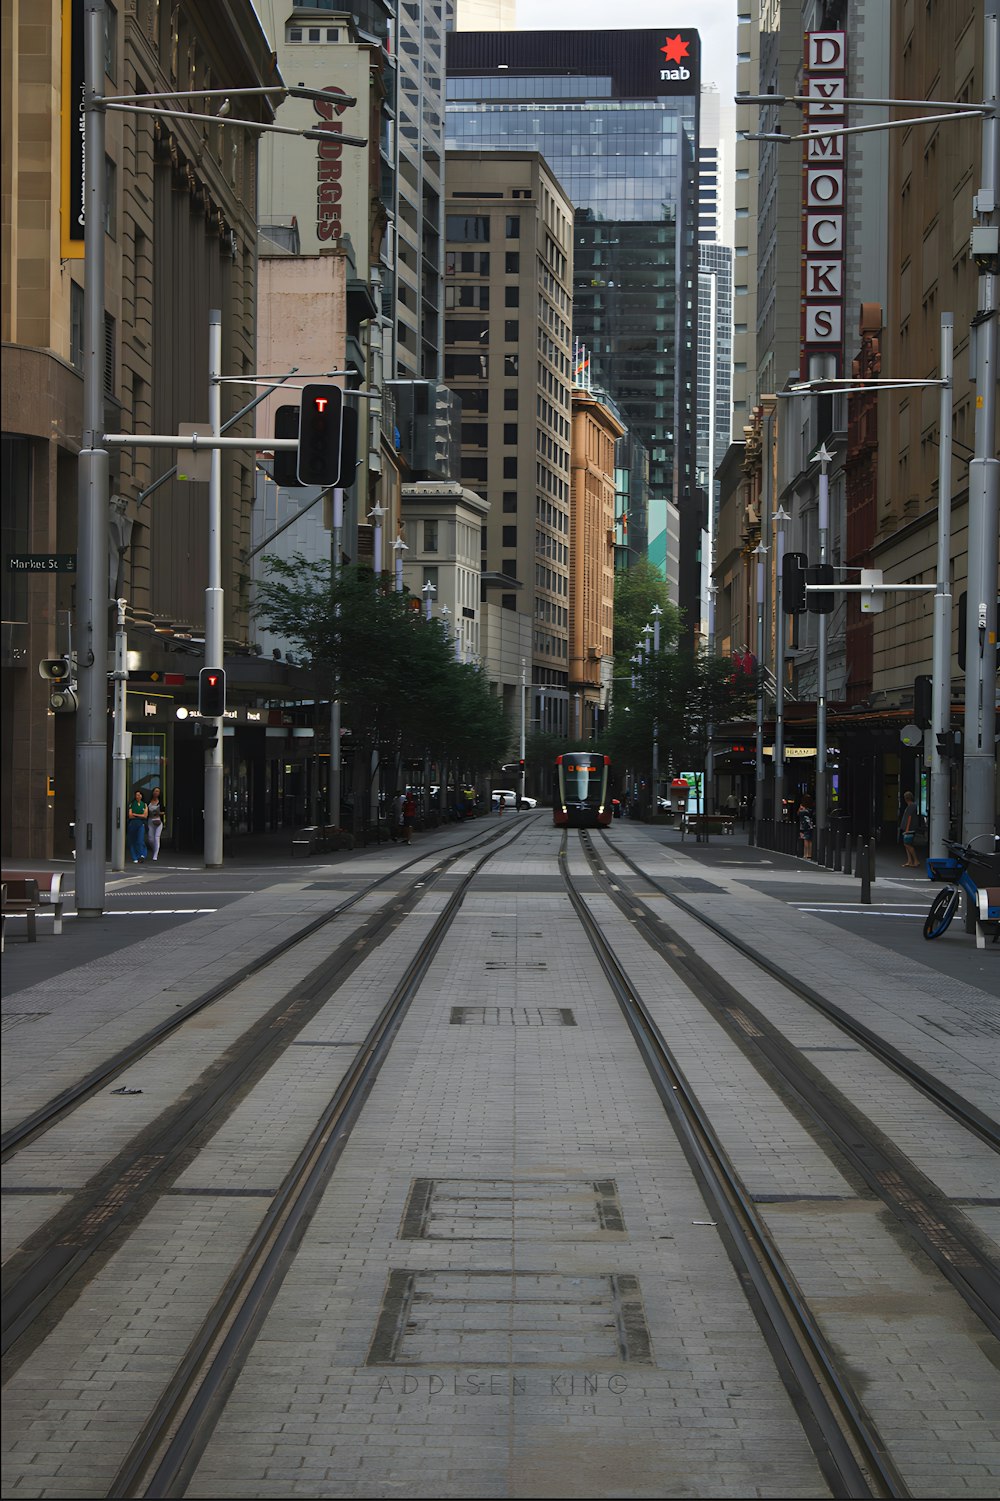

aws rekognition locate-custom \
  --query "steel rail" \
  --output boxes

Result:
[588,832,1000,1337]
[561,834,906,1500]
[598,831,1000,1152]
[0,820,512,1162]
[106,822,529,1499]
[0,822,528,1362]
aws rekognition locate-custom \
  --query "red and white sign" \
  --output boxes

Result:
[801,31,847,372]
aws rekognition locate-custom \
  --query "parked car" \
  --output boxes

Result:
[491,789,538,810]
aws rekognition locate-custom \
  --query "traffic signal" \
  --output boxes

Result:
[198,667,226,717]
[936,728,962,760]
[781,552,808,614]
[913,674,932,729]
[198,720,220,751]
[273,405,303,488]
[297,384,343,485]
[38,658,72,682]
[806,562,835,613]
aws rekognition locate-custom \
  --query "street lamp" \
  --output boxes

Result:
[368,503,386,577]
[392,534,408,593]
[422,581,436,621]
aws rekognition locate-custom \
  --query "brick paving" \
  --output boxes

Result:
[2,817,997,1497]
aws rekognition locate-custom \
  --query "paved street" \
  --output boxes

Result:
[2,815,997,1497]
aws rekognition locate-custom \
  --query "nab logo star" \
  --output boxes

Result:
[661,34,690,66]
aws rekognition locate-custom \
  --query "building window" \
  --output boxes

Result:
[504,388,518,410]
[502,594,517,610]
[446,214,491,242]
[504,354,518,376]
[423,520,438,552]
[70,281,84,370]
[104,2,117,81]
[502,526,517,547]
[102,156,117,237]
[505,286,519,307]
[505,252,519,274]
[503,423,517,445]
[503,492,517,512]
[462,422,488,447]
[504,320,519,342]
[505,215,520,238]
[503,457,517,479]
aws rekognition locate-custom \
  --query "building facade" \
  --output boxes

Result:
[569,388,623,739]
[2,0,279,858]
[443,149,574,736]
[445,28,702,635]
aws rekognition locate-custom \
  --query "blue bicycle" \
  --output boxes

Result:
[923,836,999,940]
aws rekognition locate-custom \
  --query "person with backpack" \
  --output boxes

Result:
[899,790,922,868]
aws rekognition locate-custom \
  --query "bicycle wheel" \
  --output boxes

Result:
[923,887,959,939]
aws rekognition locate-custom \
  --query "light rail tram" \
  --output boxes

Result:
[553,750,613,828]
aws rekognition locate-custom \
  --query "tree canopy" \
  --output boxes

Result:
[253,556,509,774]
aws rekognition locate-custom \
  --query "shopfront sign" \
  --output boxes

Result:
[801,31,847,373]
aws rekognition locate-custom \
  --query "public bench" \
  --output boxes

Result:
[291,826,322,856]
[975,886,1000,948]
[680,813,735,841]
[1,878,40,949]
[1,871,64,934]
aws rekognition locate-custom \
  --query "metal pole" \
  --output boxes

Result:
[773,510,788,820]
[754,544,767,843]
[816,445,832,842]
[75,0,110,916]
[930,313,954,858]
[705,586,716,813]
[519,659,526,808]
[111,598,128,871]
[204,311,224,868]
[963,4,999,847]
[330,486,343,828]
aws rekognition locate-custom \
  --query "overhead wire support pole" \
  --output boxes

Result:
[930,314,954,860]
[75,0,110,917]
[204,313,224,868]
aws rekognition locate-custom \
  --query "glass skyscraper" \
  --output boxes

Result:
[446,29,702,629]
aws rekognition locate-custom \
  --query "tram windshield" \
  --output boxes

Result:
[562,760,602,802]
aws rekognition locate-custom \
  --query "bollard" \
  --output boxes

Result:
[868,839,876,885]
[833,827,842,871]
[825,829,834,868]
[860,840,872,903]
[854,834,865,877]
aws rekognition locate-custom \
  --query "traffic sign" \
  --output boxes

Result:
[8,554,77,573]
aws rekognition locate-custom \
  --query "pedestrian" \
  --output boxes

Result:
[401,788,416,845]
[797,796,815,861]
[724,791,738,814]
[126,786,148,863]
[146,786,165,862]
[390,790,405,842]
[899,790,921,868]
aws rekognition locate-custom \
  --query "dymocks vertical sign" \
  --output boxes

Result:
[801,31,847,374]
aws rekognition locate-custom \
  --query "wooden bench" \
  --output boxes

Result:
[975,886,1000,948]
[291,826,322,856]
[1,871,64,934]
[1,878,40,948]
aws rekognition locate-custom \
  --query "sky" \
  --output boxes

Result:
[512,0,739,100]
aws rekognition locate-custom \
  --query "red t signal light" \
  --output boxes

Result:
[297,383,343,485]
[198,667,226,717]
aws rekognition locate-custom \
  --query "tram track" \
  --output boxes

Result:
[559,832,907,1500]
[582,830,1000,1332]
[0,819,532,1373]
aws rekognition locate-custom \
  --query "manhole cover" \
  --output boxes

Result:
[401,1178,625,1240]
[450,1007,575,1026]
[368,1270,652,1366]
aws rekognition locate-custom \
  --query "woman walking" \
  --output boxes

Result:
[127,787,148,863]
[899,790,921,869]
[146,787,165,862]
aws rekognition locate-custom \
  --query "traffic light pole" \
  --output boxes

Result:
[111,598,128,872]
[930,314,954,859]
[815,447,832,843]
[330,486,344,832]
[75,0,110,916]
[205,311,224,867]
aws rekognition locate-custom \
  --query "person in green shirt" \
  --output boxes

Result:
[127,788,148,863]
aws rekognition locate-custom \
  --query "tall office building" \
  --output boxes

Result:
[446,29,702,635]
[443,151,575,734]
